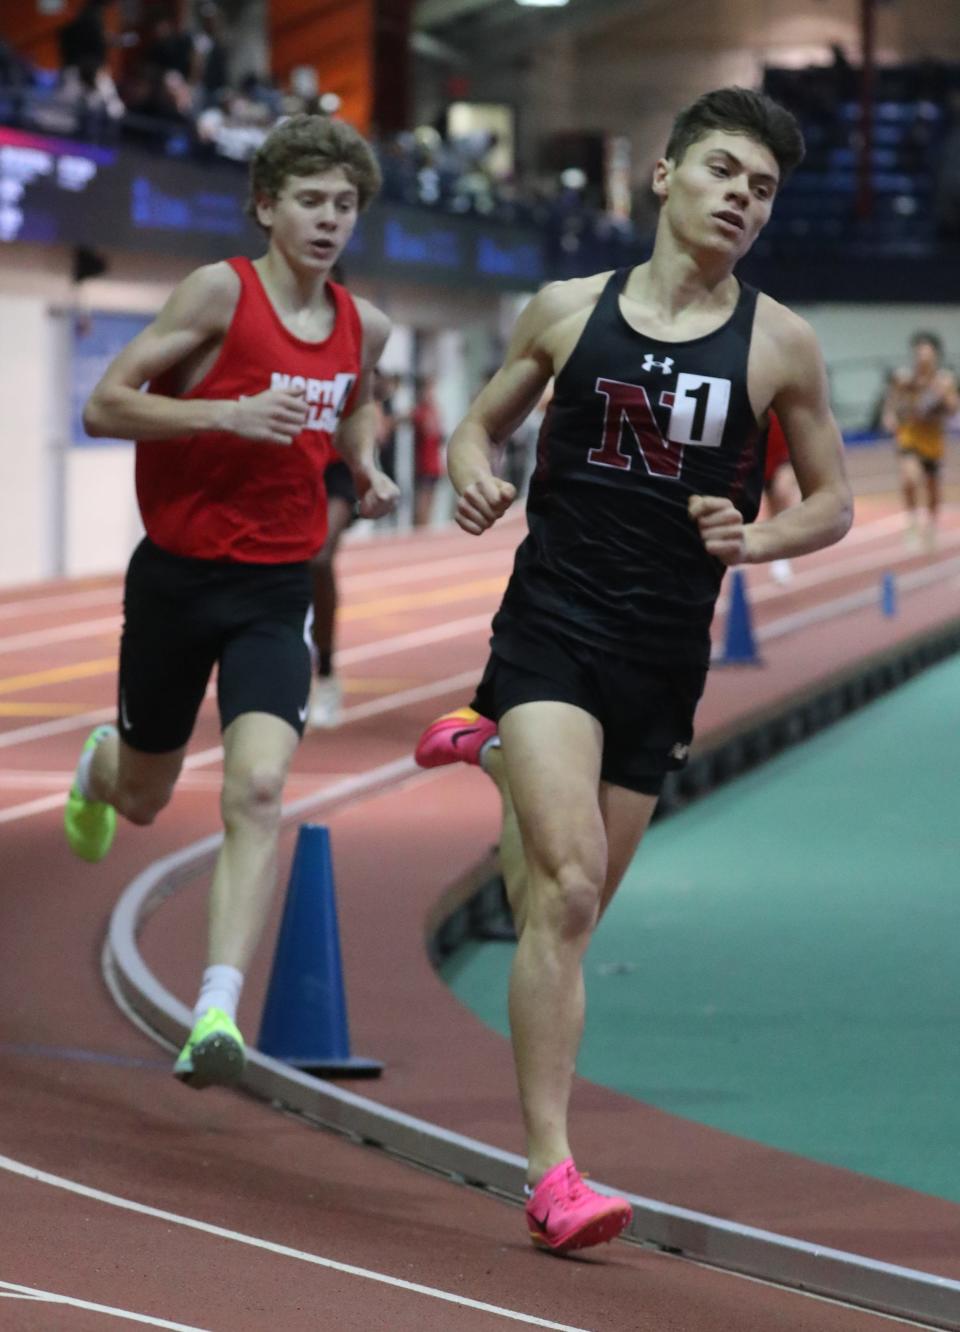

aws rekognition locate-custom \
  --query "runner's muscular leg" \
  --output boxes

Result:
[925,465,941,524]
[89,731,185,826]
[899,452,922,517]
[484,751,656,932]
[498,701,607,1185]
[207,711,300,971]
[482,746,529,933]
[597,779,659,917]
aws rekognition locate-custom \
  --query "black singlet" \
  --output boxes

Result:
[492,267,767,667]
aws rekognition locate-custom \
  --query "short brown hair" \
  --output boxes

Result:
[665,87,805,183]
[247,115,382,223]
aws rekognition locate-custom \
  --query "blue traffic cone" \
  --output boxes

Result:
[258,824,382,1077]
[715,568,762,666]
[880,571,897,617]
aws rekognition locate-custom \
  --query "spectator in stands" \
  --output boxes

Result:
[143,13,193,84]
[58,0,125,129]
[194,2,229,107]
[129,13,196,129]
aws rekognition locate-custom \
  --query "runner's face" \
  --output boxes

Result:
[258,167,359,273]
[655,130,779,260]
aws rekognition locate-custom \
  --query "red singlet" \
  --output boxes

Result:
[136,256,362,563]
[412,399,444,479]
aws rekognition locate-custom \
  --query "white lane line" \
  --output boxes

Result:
[336,614,490,666]
[0,770,357,791]
[0,616,122,657]
[0,1280,211,1330]
[0,707,116,752]
[0,587,121,622]
[341,544,512,592]
[754,552,960,644]
[0,793,69,823]
[0,666,481,825]
[0,1156,593,1332]
[718,524,960,613]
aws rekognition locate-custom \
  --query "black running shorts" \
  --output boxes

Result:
[324,458,358,507]
[118,537,313,754]
[471,627,706,796]
[897,445,941,477]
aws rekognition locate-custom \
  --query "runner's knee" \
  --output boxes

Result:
[529,859,604,939]
[221,763,285,830]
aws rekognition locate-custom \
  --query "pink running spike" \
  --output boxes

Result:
[414,707,498,769]
[525,1158,632,1254]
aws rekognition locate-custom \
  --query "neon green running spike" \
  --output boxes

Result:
[173,1008,245,1090]
[64,724,117,863]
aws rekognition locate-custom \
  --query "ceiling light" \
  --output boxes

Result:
[514,0,569,7]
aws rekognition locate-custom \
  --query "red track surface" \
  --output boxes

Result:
[1,482,959,1331]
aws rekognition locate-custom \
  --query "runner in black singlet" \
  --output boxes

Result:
[415,87,853,1255]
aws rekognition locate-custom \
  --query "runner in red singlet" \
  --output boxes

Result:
[63,115,398,1089]
[411,375,445,526]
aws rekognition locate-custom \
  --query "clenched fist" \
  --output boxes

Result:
[228,389,309,445]
[688,495,747,565]
[456,476,516,535]
[354,466,400,519]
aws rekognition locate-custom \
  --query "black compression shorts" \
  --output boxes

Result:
[471,627,706,796]
[117,537,313,754]
[324,458,358,507]
[897,446,941,477]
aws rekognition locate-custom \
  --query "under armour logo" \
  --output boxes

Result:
[669,742,690,761]
[642,353,674,375]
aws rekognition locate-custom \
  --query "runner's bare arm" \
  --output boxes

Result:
[447,285,564,534]
[334,300,399,517]
[745,315,853,562]
[937,370,960,415]
[689,311,852,565]
[83,263,308,444]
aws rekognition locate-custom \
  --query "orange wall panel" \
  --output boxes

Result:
[269,0,374,132]
[1,1,84,71]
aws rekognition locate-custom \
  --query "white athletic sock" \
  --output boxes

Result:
[478,735,501,770]
[193,965,244,1024]
[75,724,115,799]
[74,745,98,799]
